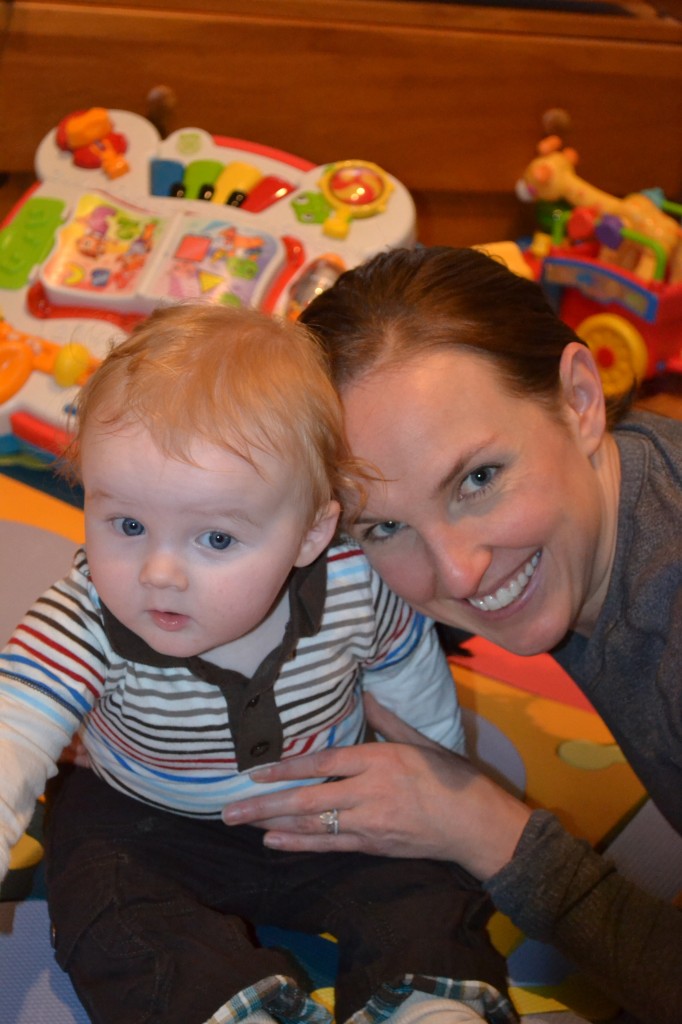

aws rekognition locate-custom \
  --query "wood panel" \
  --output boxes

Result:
[1,2,681,188]
[1,1,681,246]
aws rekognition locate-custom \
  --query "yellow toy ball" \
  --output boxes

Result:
[53,342,92,387]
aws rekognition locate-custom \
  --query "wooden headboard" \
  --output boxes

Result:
[1,0,681,246]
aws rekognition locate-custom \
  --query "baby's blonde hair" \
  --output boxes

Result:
[64,302,355,524]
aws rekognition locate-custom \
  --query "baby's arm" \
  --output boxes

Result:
[0,555,107,880]
[0,690,73,879]
[361,568,464,753]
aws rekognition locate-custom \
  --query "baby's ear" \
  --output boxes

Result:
[295,500,341,567]
[559,342,607,458]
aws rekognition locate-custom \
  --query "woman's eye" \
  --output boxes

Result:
[114,517,145,536]
[460,465,498,497]
[363,520,405,543]
[199,531,234,551]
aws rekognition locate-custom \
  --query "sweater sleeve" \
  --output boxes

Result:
[485,810,682,1024]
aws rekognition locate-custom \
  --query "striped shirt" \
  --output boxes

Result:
[0,542,462,878]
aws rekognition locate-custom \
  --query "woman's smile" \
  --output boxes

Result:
[467,551,541,613]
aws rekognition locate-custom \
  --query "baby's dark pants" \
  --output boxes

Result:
[45,767,508,1024]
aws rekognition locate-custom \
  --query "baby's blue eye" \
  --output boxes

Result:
[199,531,234,551]
[115,517,145,536]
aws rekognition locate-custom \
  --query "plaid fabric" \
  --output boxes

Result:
[203,974,518,1024]
[351,975,518,1024]
[203,975,331,1024]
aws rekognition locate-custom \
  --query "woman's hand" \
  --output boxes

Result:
[223,695,531,880]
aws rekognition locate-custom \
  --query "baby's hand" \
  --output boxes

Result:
[59,735,91,768]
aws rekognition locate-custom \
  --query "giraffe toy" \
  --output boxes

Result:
[516,136,682,284]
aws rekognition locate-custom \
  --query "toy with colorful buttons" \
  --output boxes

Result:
[0,107,416,454]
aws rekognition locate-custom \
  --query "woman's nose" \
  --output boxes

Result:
[428,526,492,601]
[139,549,188,590]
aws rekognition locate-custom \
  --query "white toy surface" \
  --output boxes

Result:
[0,108,416,449]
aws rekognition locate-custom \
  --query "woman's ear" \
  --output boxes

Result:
[559,342,607,457]
[295,500,341,567]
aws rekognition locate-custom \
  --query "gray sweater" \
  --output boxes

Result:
[486,411,682,1024]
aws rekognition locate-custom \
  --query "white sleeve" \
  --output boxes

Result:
[0,553,107,881]
[361,569,465,754]
[0,692,71,881]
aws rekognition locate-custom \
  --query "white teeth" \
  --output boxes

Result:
[468,553,540,612]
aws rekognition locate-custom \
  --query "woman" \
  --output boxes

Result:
[223,247,682,1024]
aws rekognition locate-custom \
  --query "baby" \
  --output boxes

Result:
[0,303,515,1024]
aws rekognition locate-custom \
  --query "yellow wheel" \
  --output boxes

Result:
[576,314,649,398]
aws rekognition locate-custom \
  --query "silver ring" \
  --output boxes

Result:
[319,808,340,835]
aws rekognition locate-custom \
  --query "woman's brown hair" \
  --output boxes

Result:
[300,246,631,428]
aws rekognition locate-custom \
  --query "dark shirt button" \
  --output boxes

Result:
[246,695,260,709]
[250,741,270,758]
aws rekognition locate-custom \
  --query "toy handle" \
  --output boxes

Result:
[323,208,352,240]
